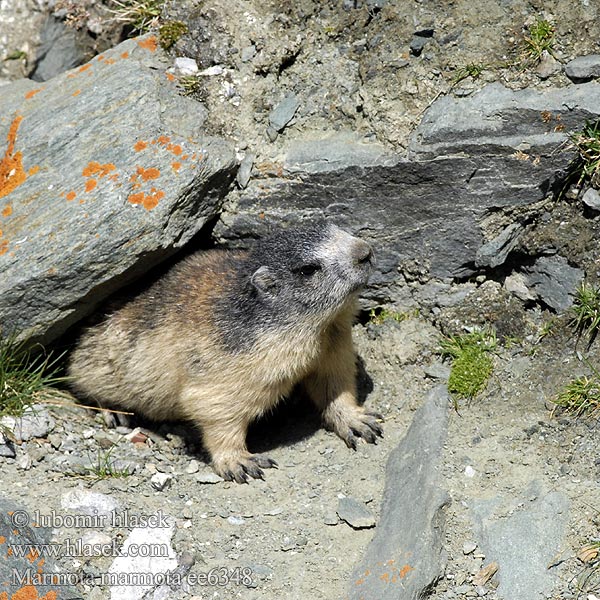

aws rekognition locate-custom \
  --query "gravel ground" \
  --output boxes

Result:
[1,1,600,598]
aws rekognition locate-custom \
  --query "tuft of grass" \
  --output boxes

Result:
[571,281,600,345]
[178,75,204,98]
[521,18,555,63]
[159,20,188,50]
[4,50,27,61]
[569,120,600,188]
[368,307,411,326]
[107,0,164,33]
[453,62,488,85]
[0,336,67,419]
[87,446,132,479]
[553,375,600,419]
[440,329,497,400]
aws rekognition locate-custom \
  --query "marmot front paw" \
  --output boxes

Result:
[212,453,278,484]
[327,407,384,450]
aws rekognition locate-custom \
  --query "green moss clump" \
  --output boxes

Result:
[159,20,188,50]
[440,330,497,400]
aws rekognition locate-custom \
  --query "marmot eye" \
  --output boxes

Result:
[298,263,321,276]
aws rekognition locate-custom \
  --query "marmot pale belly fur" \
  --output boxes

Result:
[68,223,383,483]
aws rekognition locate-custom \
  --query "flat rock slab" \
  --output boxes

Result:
[348,385,450,600]
[522,254,584,311]
[408,81,600,158]
[0,496,83,599]
[0,34,237,344]
[337,496,376,529]
[470,481,570,599]
[565,55,600,82]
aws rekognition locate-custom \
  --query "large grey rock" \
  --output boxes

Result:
[0,34,238,344]
[348,386,450,600]
[215,83,600,301]
[471,481,569,599]
[0,495,83,599]
[522,254,584,311]
[565,55,600,83]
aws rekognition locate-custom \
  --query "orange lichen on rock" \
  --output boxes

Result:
[85,178,97,192]
[128,192,144,205]
[28,165,39,176]
[127,188,164,210]
[24,88,43,100]
[26,548,40,563]
[134,140,148,152]
[136,166,160,181]
[82,161,116,178]
[72,90,81,97]
[165,72,175,82]
[11,584,58,600]
[399,565,413,578]
[137,35,158,52]
[171,162,181,172]
[121,51,129,59]
[0,114,28,200]
[65,191,76,201]
[143,189,164,210]
[2,204,12,217]
[78,64,92,73]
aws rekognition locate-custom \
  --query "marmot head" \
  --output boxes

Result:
[245,222,373,321]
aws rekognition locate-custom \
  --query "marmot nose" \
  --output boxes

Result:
[352,240,373,265]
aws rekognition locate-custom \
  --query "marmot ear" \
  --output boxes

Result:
[251,266,277,294]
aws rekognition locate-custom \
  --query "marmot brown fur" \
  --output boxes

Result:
[68,223,383,483]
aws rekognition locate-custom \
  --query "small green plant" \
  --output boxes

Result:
[178,75,204,98]
[87,446,132,479]
[537,317,558,341]
[571,281,600,345]
[440,329,497,401]
[569,120,600,188]
[553,375,600,419]
[573,540,600,595]
[453,62,488,85]
[159,20,188,50]
[368,307,410,325]
[4,50,27,61]
[0,336,66,419]
[521,18,555,63]
[107,0,164,33]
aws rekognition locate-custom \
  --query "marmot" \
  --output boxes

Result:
[68,223,383,483]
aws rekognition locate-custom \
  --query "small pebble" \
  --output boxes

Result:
[150,472,173,491]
